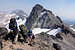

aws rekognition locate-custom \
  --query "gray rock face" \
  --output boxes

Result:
[0,27,8,50]
[25,4,44,29]
[0,27,8,39]
[26,4,62,30]
[33,30,75,50]
[33,32,55,50]
[33,32,63,50]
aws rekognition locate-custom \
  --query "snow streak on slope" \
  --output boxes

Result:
[47,28,61,36]
[32,28,50,35]
[32,28,62,36]
[70,27,75,31]
[70,25,75,31]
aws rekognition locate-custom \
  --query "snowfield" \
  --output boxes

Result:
[70,27,75,31]
[70,25,75,31]
[32,28,50,35]
[32,28,62,36]
[47,28,61,36]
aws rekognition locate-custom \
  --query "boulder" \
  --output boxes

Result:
[0,27,8,39]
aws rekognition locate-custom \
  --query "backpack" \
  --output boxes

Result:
[19,25,28,35]
[9,18,17,30]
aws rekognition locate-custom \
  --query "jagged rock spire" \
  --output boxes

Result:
[26,4,62,30]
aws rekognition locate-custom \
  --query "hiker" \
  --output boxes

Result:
[61,24,66,33]
[61,24,70,34]
[9,18,19,43]
[19,25,28,42]
[27,30,35,46]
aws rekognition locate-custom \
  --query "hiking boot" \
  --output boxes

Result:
[28,43,32,46]
[25,41,28,43]
[12,42,16,44]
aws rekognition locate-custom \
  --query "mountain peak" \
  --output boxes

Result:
[33,4,43,11]
[26,4,62,30]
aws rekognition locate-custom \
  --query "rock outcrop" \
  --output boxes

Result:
[0,27,8,39]
[26,4,62,30]
[0,27,8,50]
[33,30,75,50]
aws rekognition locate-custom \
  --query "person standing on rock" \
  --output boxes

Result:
[9,18,19,44]
[19,24,28,43]
[27,30,35,46]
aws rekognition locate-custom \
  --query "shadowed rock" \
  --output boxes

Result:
[0,27,8,39]
[25,4,62,30]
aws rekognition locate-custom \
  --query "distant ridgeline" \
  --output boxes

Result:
[63,20,75,25]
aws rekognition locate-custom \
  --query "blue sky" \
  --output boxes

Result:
[0,0,75,21]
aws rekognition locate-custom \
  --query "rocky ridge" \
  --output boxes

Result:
[26,4,62,30]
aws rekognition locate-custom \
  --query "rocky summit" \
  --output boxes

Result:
[26,4,62,30]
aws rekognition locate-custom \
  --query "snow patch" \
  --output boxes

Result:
[47,28,61,36]
[70,27,75,31]
[70,25,73,27]
[32,28,50,35]
[32,28,62,36]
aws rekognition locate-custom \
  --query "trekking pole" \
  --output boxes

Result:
[15,34,18,42]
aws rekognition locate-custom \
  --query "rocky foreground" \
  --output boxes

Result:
[0,23,75,50]
[1,30,75,50]
[0,25,75,50]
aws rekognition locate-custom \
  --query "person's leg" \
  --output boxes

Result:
[21,33,27,42]
[12,30,18,44]
[14,34,18,42]
[31,35,35,44]
[28,36,33,46]
[29,35,35,46]
[12,34,15,44]
[23,35,27,42]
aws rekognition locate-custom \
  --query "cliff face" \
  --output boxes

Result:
[25,4,62,30]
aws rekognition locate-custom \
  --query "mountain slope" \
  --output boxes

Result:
[25,4,62,30]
